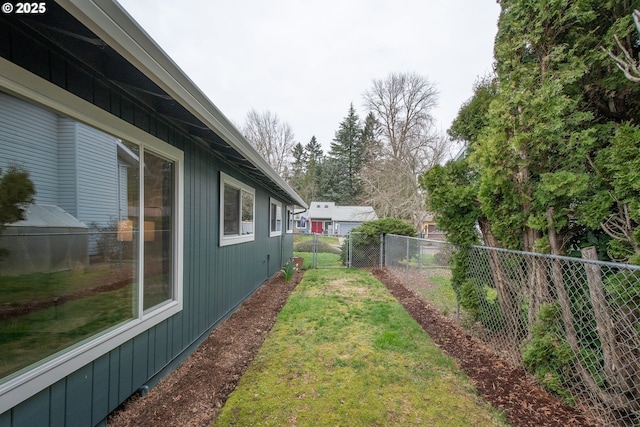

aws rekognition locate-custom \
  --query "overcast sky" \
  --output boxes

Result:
[117,1,500,153]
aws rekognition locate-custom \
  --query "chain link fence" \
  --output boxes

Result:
[383,234,640,426]
[306,232,384,269]
[384,234,454,303]
[346,232,383,268]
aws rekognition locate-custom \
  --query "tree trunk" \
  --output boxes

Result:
[583,246,640,414]
[548,208,639,415]
[528,257,550,333]
[479,220,524,344]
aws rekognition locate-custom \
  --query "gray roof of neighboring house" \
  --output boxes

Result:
[53,0,306,209]
[6,204,87,229]
[307,202,378,222]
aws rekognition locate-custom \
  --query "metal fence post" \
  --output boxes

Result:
[312,233,317,269]
[405,237,410,286]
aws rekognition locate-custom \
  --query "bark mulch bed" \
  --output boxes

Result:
[108,266,595,427]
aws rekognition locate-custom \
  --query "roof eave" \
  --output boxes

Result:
[56,0,307,208]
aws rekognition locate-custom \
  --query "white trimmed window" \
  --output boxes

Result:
[286,206,295,234]
[0,59,184,412]
[220,172,255,246]
[270,198,283,237]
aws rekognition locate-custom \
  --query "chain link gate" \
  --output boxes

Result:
[310,232,383,269]
[310,233,347,269]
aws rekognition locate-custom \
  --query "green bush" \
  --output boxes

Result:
[459,278,503,330]
[522,303,574,402]
[0,165,35,259]
[354,217,417,238]
[341,218,416,266]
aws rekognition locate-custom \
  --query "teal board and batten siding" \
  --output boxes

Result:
[0,31,294,427]
[0,121,294,427]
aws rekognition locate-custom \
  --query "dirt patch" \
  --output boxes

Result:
[108,266,595,427]
[107,261,303,427]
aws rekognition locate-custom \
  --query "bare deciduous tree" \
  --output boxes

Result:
[242,109,296,178]
[362,72,449,225]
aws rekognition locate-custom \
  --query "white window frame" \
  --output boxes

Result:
[269,198,283,237]
[0,57,184,414]
[286,206,294,234]
[219,172,255,246]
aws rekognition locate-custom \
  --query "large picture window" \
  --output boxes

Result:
[0,88,183,394]
[220,172,255,246]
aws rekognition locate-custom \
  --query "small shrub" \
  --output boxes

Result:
[341,218,417,266]
[281,262,296,283]
[522,303,574,402]
[434,245,453,266]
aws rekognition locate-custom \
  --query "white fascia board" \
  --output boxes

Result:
[56,0,306,209]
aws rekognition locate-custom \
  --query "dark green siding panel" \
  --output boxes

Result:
[119,97,134,125]
[134,104,150,132]
[49,381,66,427]
[166,317,175,364]
[118,341,134,402]
[93,82,111,115]
[66,66,93,106]
[107,350,120,412]
[153,321,169,374]
[0,411,9,427]
[171,312,184,361]
[283,233,294,260]
[49,55,67,92]
[65,364,92,427]
[146,327,156,375]
[13,388,49,427]
[91,355,110,426]
[132,334,149,388]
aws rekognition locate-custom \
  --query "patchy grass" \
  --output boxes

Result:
[293,240,341,254]
[294,234,340,246]
[293,252,343,269]
[214,269,508,427]
[414,275,458,317]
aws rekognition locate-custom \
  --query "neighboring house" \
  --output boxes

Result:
[297,201,378,235]
[0,2,305,426]
[415,211,446,241]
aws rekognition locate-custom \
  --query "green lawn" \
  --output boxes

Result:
[294,234,340,246]
[214,269,508,427]
[293,251,343,269]
[413,275,458,317]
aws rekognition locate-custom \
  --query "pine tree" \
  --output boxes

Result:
[289,142,307,193]
[299,136,323,203]
[328,104,365,204]
[360,111,382,165]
